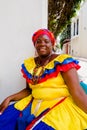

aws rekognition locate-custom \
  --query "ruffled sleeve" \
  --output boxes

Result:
[54,54,81,72]
[21,57,36,84]
[37,54,81,83]
[21,54,81,84]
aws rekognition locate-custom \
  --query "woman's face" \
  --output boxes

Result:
[34,35,53,57]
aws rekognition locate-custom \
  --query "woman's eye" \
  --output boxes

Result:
[36,40,41,44]
[45,40,50,43]
[36,39,50,44]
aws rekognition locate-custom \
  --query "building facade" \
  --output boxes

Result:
[70,0,87,58]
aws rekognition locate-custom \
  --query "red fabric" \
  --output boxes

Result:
[39,62,80,83]
[58,62,81,72]
[21,62,80,84]
[21,69,33,84]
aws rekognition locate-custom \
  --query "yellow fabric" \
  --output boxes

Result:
[14,95,32,111]
[42,97,87,130]
[23,54,72,72]
[14,54,87,130]
[31,73,70,100]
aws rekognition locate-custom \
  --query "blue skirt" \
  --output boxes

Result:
[0,104,20,130]
[0,102,54,130]
[0,81,87,130]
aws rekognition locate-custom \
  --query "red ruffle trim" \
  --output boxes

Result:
[21,69,33,84]
[21,62,81,84]
[58,62,81,72]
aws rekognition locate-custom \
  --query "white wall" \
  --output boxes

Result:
[0,0,48,102]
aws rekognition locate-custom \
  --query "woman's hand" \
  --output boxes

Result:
[0,97,10,115]
[0,86,31,115]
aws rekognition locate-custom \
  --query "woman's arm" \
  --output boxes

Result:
[61,68,87,113]
[0,82,31,114]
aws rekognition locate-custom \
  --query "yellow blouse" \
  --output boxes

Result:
[14,54,80,111]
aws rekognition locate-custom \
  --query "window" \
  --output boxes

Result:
[73,22,76,36]
[72,18,79,38]
[76,18,79,35]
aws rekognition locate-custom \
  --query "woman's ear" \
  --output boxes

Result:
[52,45,56,52]
[34,50,38,57]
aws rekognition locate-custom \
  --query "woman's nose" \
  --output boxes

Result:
[39,41,45,45]
[40,40,45,44]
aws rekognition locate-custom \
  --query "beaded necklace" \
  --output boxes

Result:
[31,54,52,85]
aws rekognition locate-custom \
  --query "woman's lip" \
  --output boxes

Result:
[38,47,46,51]
[37,49,46,54]
[39,48,46,51]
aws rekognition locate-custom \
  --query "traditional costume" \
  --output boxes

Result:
[14,54,87,130]
[0,28,87,130]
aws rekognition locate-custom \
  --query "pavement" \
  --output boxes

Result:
[75,57,87,84]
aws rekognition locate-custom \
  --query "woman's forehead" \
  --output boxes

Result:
[37,34,50,40]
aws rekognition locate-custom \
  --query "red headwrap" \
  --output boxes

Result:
[32,29,55,46]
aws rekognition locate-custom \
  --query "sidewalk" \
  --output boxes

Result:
[75,57,87,84]
[75,57,87,62]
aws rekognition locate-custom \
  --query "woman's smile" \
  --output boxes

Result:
[35,35,53,56]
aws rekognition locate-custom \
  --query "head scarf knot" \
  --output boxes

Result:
[32,29,55,46]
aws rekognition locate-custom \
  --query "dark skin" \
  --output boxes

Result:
[61,68,87,113]
[0,34,56,114]
[0,85,31,114]
[0,34,87,115]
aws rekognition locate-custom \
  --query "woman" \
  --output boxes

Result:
[0,28,87,130]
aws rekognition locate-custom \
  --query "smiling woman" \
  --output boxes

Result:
[34,35,53,57]
[0,29,87,130]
